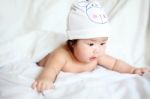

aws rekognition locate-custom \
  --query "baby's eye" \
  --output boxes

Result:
[88,43,94,46]
[100,43,105,45]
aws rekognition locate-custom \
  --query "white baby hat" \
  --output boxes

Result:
[67,0,111,40]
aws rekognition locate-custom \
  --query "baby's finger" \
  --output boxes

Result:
[40,83,47,92]
[36,82,43,92]
[135,69,143,76]
[32,81,37,90]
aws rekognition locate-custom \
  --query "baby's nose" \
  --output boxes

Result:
[93,48,100,54]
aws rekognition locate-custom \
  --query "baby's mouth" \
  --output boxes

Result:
[89,57,97,61]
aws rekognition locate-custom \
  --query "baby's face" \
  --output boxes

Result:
[73,37,108,63]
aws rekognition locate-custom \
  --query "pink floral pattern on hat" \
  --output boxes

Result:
[77,0,108,24]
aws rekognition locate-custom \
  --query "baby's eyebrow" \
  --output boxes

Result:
[102,38,108,41]
[102,39,108,42]
[88,39,97,42]
[90,38,108,42]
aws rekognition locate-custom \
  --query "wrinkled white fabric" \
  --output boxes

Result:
[0,61,150,99]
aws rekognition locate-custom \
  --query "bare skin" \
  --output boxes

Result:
[32,37,150,92]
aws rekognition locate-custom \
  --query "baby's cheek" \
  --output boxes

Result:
[80,51,89,57]
[100,46,106,52]
[99,52,105,57]
[98,49,105,56]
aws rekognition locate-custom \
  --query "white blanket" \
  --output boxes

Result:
[0,60,150,99]
[0,0,150,99]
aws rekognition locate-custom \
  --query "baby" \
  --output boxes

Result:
[32,0,150,92]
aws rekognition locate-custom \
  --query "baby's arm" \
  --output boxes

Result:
[32,50,66,92]
[98,54,150,75]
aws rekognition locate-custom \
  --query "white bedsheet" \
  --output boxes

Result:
[0,60,150,99]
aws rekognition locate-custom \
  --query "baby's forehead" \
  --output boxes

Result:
[86,37,108,42]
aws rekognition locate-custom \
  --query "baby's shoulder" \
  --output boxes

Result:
[52,45,70,59]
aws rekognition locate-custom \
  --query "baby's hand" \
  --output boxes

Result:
[133,67,150,76]
[32,78,54,92]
